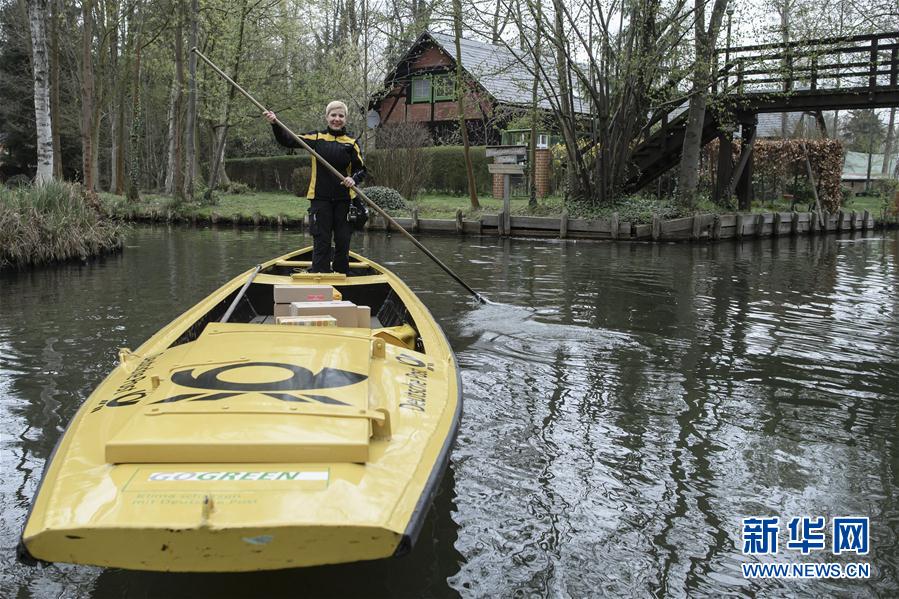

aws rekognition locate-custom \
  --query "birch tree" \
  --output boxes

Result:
[26,0,54,183]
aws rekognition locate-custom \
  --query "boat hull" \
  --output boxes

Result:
[19,248,460,571]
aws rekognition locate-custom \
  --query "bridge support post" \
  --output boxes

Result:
[736,121,756,211]
[714,132,734,205]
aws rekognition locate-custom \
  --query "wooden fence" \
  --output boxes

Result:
[358,208,884,241]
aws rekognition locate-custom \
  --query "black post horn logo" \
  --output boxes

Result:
[153,362,366,406]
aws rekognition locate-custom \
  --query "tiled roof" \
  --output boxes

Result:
[843,151,899,180]
[756,112,806,138]
[425,31,587,114]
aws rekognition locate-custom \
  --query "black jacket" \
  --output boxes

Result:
[272,124,366,201]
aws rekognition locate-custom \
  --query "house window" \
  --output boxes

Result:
[537,134,549,149]
[411,77,431,103]
[433,75,455,101]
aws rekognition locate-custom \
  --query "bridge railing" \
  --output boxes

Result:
[635,31,898,164]
[715,31,899,96]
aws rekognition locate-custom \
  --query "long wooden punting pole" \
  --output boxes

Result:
[191,48,489,304]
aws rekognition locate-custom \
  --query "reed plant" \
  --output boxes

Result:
[0,181,125,269]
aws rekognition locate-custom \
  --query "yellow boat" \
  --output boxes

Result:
[18,247,461,572]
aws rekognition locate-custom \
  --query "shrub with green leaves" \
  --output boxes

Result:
[362,186,407,211]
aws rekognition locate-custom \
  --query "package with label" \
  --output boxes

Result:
[289,300,359,327]
[356,305,371,328]
[275,315,337,327]
[274,284,341,303]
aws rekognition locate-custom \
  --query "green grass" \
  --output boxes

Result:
[750,193,891,216]
[100,190,569,221]
[100,189,896,226]
[843,194,890,215]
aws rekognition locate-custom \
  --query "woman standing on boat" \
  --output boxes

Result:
[263,101,366,274]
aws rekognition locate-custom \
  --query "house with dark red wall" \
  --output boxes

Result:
[369,30,578,146]
[369,31,589,196]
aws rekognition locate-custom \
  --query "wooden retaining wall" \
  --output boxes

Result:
[124,207,891,242]
[361,209,883,241]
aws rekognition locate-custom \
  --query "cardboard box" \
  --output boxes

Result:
[356,305,371,328]
[289,300,359,327]
[273,284,340,303]
[275,315,337,327]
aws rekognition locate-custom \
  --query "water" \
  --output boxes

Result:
[2,226,897,598]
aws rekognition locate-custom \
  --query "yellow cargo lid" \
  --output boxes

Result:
[105,324,375,464]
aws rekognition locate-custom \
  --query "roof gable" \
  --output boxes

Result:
[378,30,586,113]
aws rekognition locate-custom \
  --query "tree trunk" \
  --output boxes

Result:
[167,20,186,198]
[865,139,873,194]
[184,0,199,199]
[552,0,581,200]
[453,0,479,210]
[165,73,182,195]
[676,0,729,209]
[79,0,95,191]
[882,107,895,176]
[49,0,62,178]
[206,0,248,200]
[126,0,144,202]
[528,6,541,208]
[27,0,54,184]
[109,0,125,194]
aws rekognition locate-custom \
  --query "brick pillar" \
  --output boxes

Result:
[534,149,551,198]
[493,173,505,198]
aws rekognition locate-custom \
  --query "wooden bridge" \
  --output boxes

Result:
[627,31,899,205]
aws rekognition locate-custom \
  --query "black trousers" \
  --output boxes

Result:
[308,198,352,273]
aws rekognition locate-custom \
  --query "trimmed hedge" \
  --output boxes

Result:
[226,146,492,195]
[226,155,310,192]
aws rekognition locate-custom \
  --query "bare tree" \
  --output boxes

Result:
[676,0,729,209]
[510,0,693,204]
[27,0,54,183]
[206,0,252,200]
[453,0,480,209]
[165,10,186,198]
[81,0,94,193]
[184,0,199,198]
[49,0,62,178]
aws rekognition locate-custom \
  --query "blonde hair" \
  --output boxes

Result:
[325,101,348,115]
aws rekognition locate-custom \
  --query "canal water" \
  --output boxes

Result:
[2,226,897,598]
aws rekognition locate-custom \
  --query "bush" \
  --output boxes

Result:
[220,181,251,195]
[226,155,311,191]
[423,146,491,195]
[368,123,432,200]
[362,186,407,211]
[0,181,125,269]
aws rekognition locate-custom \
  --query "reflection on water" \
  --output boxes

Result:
[2,227,897,597]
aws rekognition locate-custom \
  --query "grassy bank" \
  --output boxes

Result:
[100,190,897,228]
[1,182,126,270]
[100,191,698,224]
